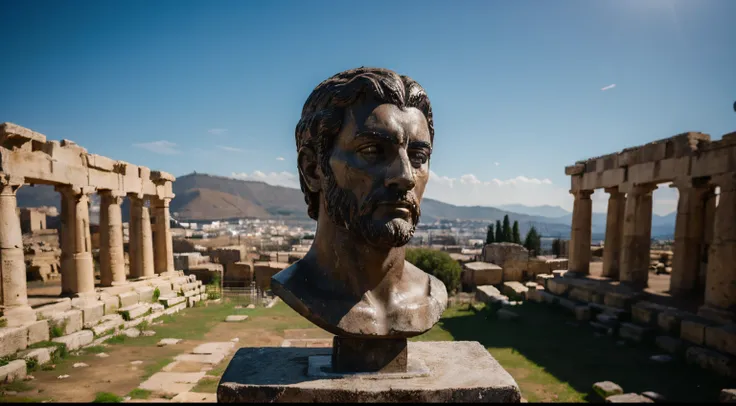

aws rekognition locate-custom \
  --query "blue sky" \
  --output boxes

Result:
[1,0,734,215]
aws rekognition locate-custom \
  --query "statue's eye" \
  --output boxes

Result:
[409,151,429,167]
[359,145,381,156]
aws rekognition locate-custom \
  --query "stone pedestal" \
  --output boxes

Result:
[619,184,657,290]
[217,341,521,403]
[568,190,593,277]
[602,187,625,279]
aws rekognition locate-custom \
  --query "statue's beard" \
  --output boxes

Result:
[322,171,420,248]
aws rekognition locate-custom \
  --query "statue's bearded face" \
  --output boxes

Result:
[320,100,431,248]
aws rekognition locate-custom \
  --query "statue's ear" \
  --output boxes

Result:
[297,146,321,193]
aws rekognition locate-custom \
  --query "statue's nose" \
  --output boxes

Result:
[385,151,416,191]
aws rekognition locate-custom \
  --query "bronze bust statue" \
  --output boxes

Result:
[272,67,447,340]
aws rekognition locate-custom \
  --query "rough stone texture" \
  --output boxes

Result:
[657,310,686,335]
[136,286,155,303]
[619,323,655,343]
[0,326,28,357]
[686,346,736,378]
[24,347,53,365]
[160,295,186,308]
[100,294,121,315]
[26,319,49,345]
[139,371,206,395]
[217,341,521,403]
[681,317,716,345]
[502,282,529,301]
[605,393,654,403]
[119,291,139,308]
[720,389,736,403]
[225,315,249,322]
[535,274,554,289]
[80,301,105,328]
[49,309,83,336]
[655,336,687,355]
[593,381,624,399]
[34,298,72,320]
[52,329,94,351]
[462,262,502,288]
[91,315,125,337]
[158,338,182,346]
[538,291,558,305]
[0,359,27,383]
[175,352,227,365]
[119,304,150,321]
[475,285,502,305]
[547,279,569,296]
[124,328,141,338]
[704,324,736,357]
[575,306,592,321]
[481,243,528,267]
[170,392,217,403]
[193,342,235,355]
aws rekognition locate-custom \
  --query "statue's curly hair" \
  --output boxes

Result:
[295,67,434,220]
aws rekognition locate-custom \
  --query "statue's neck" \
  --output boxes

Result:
[306,214,405,300]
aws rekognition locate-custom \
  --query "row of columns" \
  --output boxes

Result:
[568,173,736,323]
[1,176,175,324]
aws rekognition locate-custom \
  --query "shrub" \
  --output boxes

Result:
[92,392,123,403]
[25,357,39,372]
[152,287,161,302]
[405,248,462,294]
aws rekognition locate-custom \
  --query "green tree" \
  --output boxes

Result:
[552,238,561,257]
[512,221,521,244]
[486,224,495,244]
[405,248,462,294]
[502,215,512,243]
[524,226,542,256]
[495,220,503,242]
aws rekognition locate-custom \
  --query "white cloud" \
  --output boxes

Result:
[217,145,243,152]
[276,157,285,161]
[208,128,228,135]
[494,162,500,166]
[601,84,616,91]
[133,140,179,155]
[230,171,299,189]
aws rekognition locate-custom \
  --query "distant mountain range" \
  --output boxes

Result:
[14,173,677,239]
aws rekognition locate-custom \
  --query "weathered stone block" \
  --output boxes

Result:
[604,292,636,310]
[547,279,569,296]
[686,346,736,378]
[49,309,83,335]
[502,282,528,301]
[52,330,94,351]
[575,306,592,322]
[538,291,558,305]
[0,326,28,357]
[655,336,687,355]
[720,389,736,403]
[26,319,49,345]
[535,274,554,289]
[475,285,501,304]
[153,282,173,297]
[136,286,155,303]
[605,393,654,403]
[217,341,522,403]
[81,301,105,328]
[569,287,594,303]
[657,310,685,335]
[119,291,139,308]
[705,324,736,357]
[619,323,655,343]
[632,302,660,326]
[118,304,150,321]
[593,381,623,399]
[0,359,27,383]
[100,294,121,315]
[34,298,72,320]
[681,317,716,345]
[91,315,125,337]
[24,347,54,365]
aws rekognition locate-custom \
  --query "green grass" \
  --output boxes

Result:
[141,356,174,380]
[411,302,732,402]
[191,376,219,393]
[127,388,152,400]
[1,380,34,393]
[92,392,123,403]
[104,335,127,345]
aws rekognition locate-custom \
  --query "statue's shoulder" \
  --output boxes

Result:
[402,260,448,308]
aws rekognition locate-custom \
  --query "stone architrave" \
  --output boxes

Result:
[98,190,126,286]
[128,194,155,279]
[699,173,736,323]
[151,196,175,275]
[58,186,95,296]
[568,189,593,276]
[669,179,710,297]
[601,187,625,279]
[619,184,657,290]
[0,173,37,326]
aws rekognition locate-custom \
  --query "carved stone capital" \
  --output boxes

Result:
[570,189,593,199]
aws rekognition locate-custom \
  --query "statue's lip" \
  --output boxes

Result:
[376,201,413,208]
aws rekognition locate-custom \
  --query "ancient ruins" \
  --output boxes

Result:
[0,123,208,363]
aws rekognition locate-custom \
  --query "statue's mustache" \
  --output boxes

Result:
[357,189,421,220]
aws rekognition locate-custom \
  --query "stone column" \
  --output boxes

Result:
[669,179,709,297]
[0,174,36,326]
[699,173,736,323]
[601,187,626,279]
[99,190,127,286]
[568,189,594,276]
[128,194,155,279]
[58,186,95,296]
[152,197,175,275]
[619,184,657,290]
[57,187,75,295]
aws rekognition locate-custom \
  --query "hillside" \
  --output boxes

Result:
[12,172,676,238]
